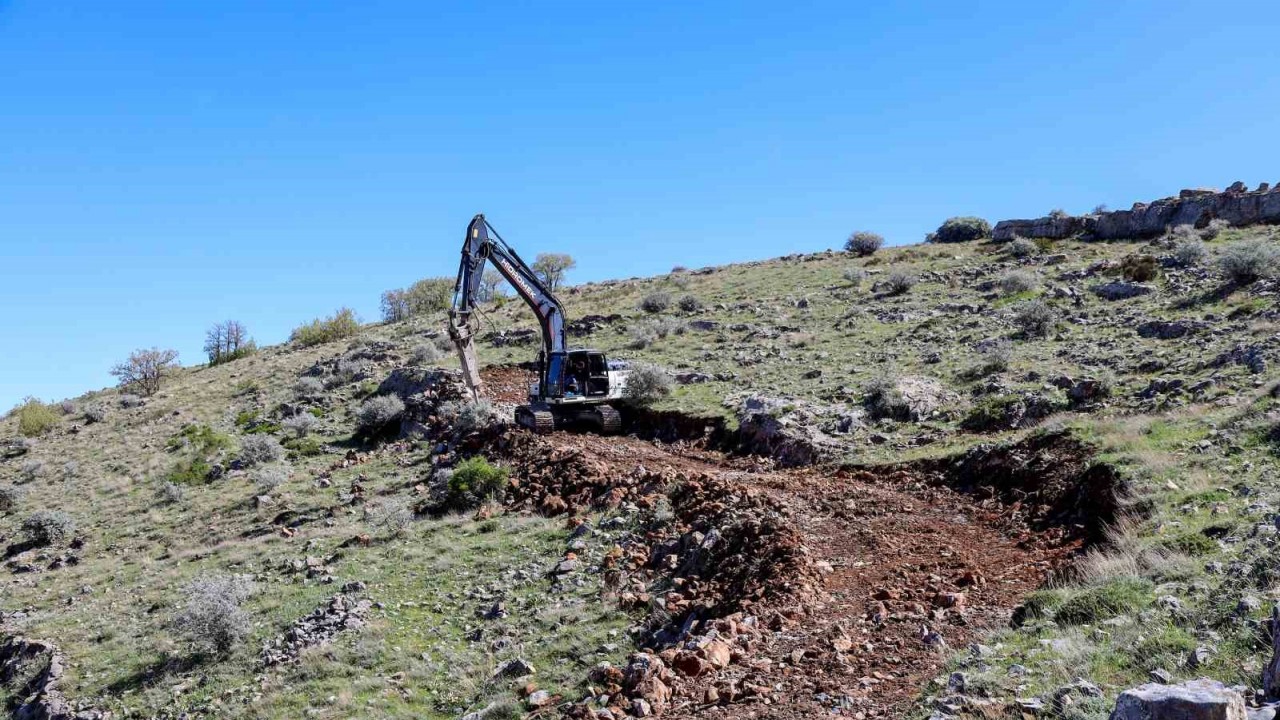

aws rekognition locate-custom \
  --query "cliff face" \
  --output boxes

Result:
[993,181,1280,241]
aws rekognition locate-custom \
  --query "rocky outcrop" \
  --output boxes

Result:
[1265,605,1280,700]
[0,635,104,720]
[260,585,373,666]
[994,182,1280,241]
[1109,678,1246,719]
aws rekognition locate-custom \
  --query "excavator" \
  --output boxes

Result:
[448,214,629,434]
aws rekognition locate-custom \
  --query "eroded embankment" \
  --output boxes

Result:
[421,368,1129,718]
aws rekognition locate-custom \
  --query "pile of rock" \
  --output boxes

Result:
[260,582,372,666]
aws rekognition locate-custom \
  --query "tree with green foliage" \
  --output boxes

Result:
[532,253,576,291]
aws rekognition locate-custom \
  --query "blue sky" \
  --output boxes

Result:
[2,1,1279,409]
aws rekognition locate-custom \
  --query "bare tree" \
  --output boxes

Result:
[111,348,180,396]
[479,269,506,302]
[204,321,255,365]
[532,253,576,291]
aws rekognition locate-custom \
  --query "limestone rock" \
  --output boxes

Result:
[1109,678,1247,720]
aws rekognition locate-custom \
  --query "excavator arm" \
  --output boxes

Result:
[448,214,567,401]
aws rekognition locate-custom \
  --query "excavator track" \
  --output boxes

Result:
[515,405,555,434]
[594,404,622,435]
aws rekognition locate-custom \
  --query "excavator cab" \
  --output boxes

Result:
[564,350,610,398]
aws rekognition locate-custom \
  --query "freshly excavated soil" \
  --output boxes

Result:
[462,368,1116,718]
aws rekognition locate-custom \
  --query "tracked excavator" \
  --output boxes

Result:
[448,214,628,434]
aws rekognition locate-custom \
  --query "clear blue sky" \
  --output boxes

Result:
[3,1,1279,409]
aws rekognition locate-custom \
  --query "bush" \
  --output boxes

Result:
[1012,300,1054,338]
[0,485,21,513]
[844,231,884,257]
[863,375,910,421]
[998,270,1039,296]
[364,496,413,536]
[1173,238,1207,267]
[110,348,180,396]
[628,317,685,349]
[334,358,372,385]
[22,510,76,547]
[447,456,509,510]
[156,481,186,506]
[883,271,916,296]
[238,435,284,467]
[380,288,410,323]
[622,364,672,407]
[677,294,703,312]
[173,574,256,656]
[411,343,443,365]
[293,377,325,401]
[57,400,75,415]
[15,398,59,437]
[639,292,672,314]
[1006,237,1038,258]
[1218,239,1280,285]
[290,308,360,347]
[438,398,495,434]
[356,395,405,435]
[843,267,867,287]
[83,405,106,424]
[1053,578,1152,625]
[976,340,1013,374]
[21,459,45,482]
[282,413,317,438]
[1121,254,1159,282]
[1200,218,1229,240]
[929,216,992,244]
[252,465,289,494]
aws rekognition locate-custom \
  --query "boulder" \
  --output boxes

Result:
[1109,678,1247,720]
[1265,605,1280,699]
[1137,320,1211,340]
[1094,282,1154,301]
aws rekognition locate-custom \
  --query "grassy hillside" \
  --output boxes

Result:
[4,223,1280,719]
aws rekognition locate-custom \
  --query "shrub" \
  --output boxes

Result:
[1053,578,1153,625]
[628,324,658,349]
[844,231,884,257]
[238,435,284,467]
[290,308,360,347]
[356,395,405,435]
[1173,238,1207,267]
[1047,208,1069,219]
[411,343,443,365]
[628,318,685,349]
[334,358,372,384]
[639,292,672,314]
[1218,239,1280,285]
[21,459,45,482]
[438,398,495,434]
[883,271,916,296]
[447,456,509,510]
[863,375,910,421]
[1012,300,1054,338]
[252,465,289,494]
[22,510,76,547]
[1200,218,1229,240]
[110,348,180,396]
[282,436,324,458]
[15,398,59,437]
[1092,203,1109,214]
[57,400,75,415]
[173,574,256,656]
[282,413,317,438]
[998,270,1039,296]
[929,216,991,244]
[677,294,703,312]
[0,485,21,513]
[1168,224,1198,242]
[531,253,576,291]
[156,481,186,506]
[293,377,325,401]
[622,364,672,407]
[1006,237,1038,258]
[83,405,107,424]
[364,496,413,536]
[976,340,1013,374]
[843,267,867,287]
[1120,254,1159,282]
[204,320,256,365]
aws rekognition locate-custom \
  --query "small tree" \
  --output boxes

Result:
[845,231,884,257]
[380,289,410,322]
[883,271,916,296]
[405,277,453,315]
[639,292,672,313]
[204,321,256,365]
[479,270,506,302]
[1007,237,1039,258]
[998,270,1039,295]
[622,364,672,407]
[532,253,576,291]
[111,348,180,397]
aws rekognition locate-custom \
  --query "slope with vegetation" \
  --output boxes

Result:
[4,205,1280,719]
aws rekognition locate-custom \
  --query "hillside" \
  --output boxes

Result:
[4,212,1280,720]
